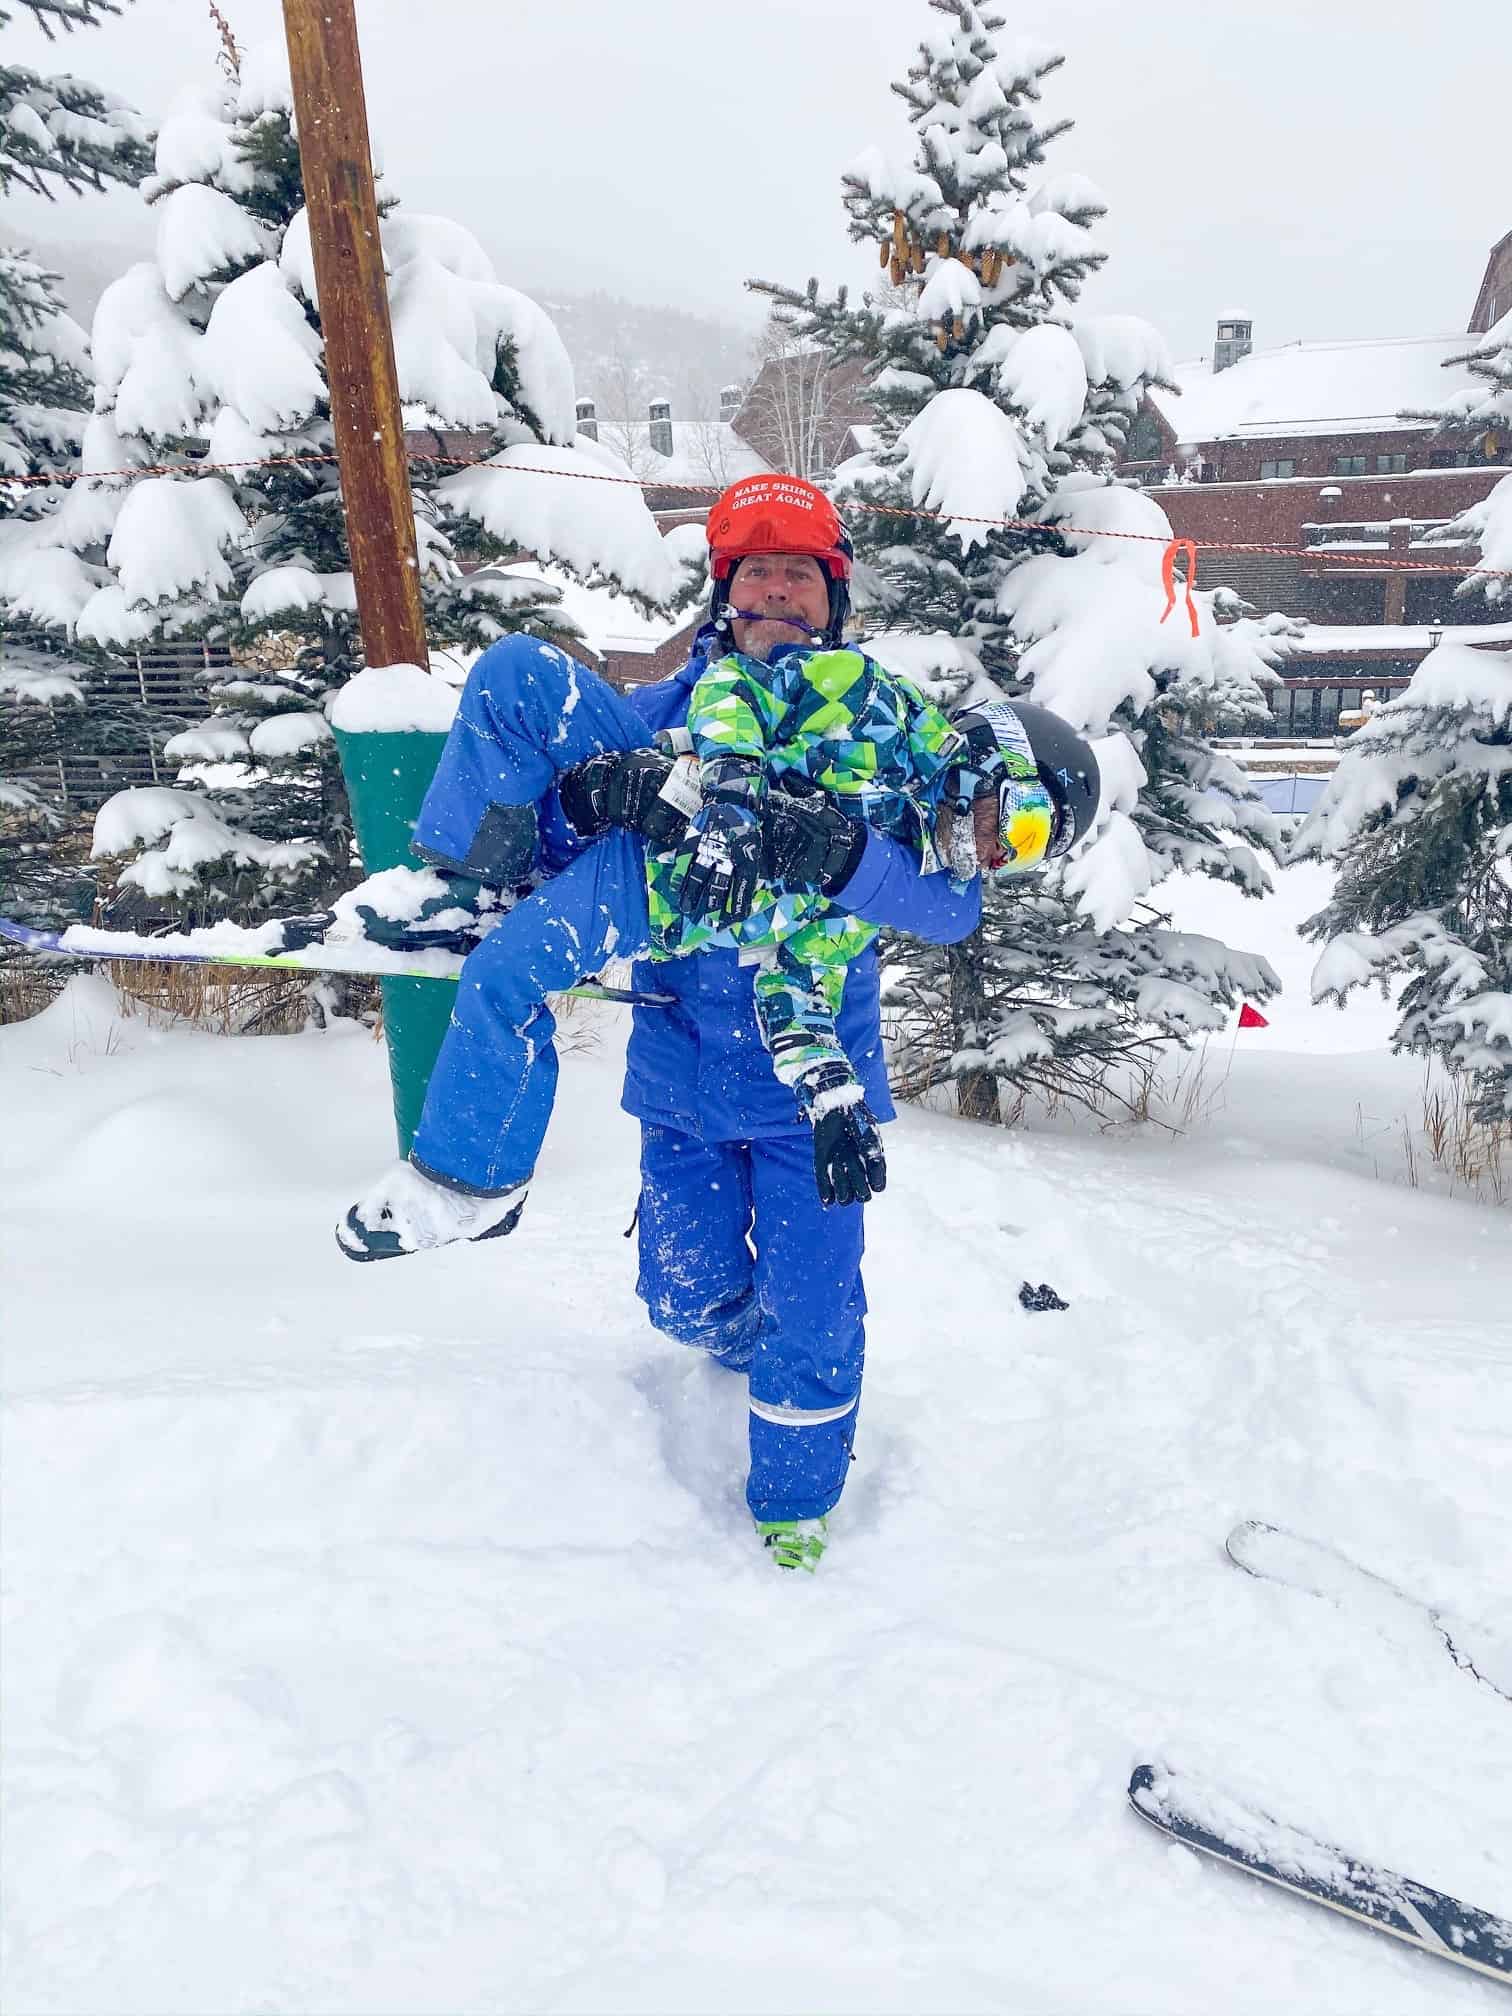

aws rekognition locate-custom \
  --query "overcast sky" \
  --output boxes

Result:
[7,0,1505,364]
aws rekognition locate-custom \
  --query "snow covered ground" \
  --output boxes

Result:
[4,866,1511,2015]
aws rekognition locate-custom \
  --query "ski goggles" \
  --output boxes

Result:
[993,774,1056,877]
[947,702,1056,880]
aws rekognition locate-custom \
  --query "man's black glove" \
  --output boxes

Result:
[668,798,763,927]
[798,1061,887,1208]
[557,748,683,846]
[761,788,867,896]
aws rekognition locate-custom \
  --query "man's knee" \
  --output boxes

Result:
[638,1271,759,1364]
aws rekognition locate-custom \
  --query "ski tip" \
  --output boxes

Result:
[0,918,55,951]
[1224,1518,1279,1567]
[1127,1763,1163,1819]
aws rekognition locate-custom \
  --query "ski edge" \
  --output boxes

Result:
[1128,1765,1512,1986]
[0,918,670,1006]
[1224,1519,1512,1707]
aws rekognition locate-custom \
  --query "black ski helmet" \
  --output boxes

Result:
[1008,701,1101,857]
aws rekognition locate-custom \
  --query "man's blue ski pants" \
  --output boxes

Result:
[408,635,865,1523]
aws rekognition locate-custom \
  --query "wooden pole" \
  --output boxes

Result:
[281,0,427,672]
[283,0,448,1155]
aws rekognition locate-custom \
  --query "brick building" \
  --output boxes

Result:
[729,356,872,480]
[1117,233,1512,734]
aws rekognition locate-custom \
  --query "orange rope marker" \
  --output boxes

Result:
[1160,537,1200,637]
[6,455,1512,592]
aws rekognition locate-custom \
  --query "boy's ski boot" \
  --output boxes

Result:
[337,1159,528,1262]
[757,1515,828,1573]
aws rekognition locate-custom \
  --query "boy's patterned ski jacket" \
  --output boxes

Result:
[644,644,963,1092]
[645,643,960,965]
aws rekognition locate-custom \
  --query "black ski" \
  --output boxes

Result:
[1226,1520,1512,1705]
[1129,1764,1512,1987]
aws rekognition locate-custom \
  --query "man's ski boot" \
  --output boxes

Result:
[336,1159,528,1262]
[757,1516,828,1573]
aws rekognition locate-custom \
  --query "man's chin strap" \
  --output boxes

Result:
[724,606,823,637]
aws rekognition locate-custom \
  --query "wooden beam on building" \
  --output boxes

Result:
[281,0,427,674]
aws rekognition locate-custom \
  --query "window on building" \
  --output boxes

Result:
[1376,454,1407,474]
[1259,459,1295,480]
[1333,455,1368,476]
[1284,686,1319,735]
[1428,450,1474,468]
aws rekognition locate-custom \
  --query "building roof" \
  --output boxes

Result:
[1150,334,1483,445]
[1288,619,1512,655]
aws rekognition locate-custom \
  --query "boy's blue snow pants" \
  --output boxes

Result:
[408,635,866,1524]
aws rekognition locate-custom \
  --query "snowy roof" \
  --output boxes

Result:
[497,563,688,657]
[599,420,769,488]
[1151,335,1483,444]
[1288,620,1512,655]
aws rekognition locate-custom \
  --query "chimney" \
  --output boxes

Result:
[719,383,742,422]
[575,397,598,442]
[1213,318,1253,374]
[648,398,673,459]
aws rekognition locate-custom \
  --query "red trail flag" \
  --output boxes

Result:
[1237,1002,1269,1029]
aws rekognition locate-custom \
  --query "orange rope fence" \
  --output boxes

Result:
[6,449,1510,597]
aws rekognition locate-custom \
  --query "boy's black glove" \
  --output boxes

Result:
[798,1061,887,1208]
[668,799,763,926]
[557,748,683,847]
[761,787,866,895]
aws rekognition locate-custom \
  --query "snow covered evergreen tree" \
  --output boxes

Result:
[1298,325,1512,1119]
[1407,311,1512,609]
[755,1,1294,1119]
[1296,642,1512,1119]
[6,38,676,920]
[0,0,153,921]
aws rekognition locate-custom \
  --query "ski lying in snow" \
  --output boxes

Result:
[1129,1764,1512,1986]
[1227,1520,1512,1706]
[0,917,670,1006]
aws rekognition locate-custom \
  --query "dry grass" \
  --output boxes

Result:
[104,959,319,1034]
[1126,1041,1231,1132]
[0,954,379,1036]
[0,958,64,1026]
[1406,1066,1510,1207]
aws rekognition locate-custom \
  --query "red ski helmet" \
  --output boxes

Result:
[705,475,854,646]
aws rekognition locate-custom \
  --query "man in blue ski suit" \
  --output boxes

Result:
[342,478,991,1565]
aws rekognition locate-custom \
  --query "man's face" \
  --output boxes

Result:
[727,553,831,660]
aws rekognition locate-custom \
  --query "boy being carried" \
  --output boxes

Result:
[335,489,1099,1262]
